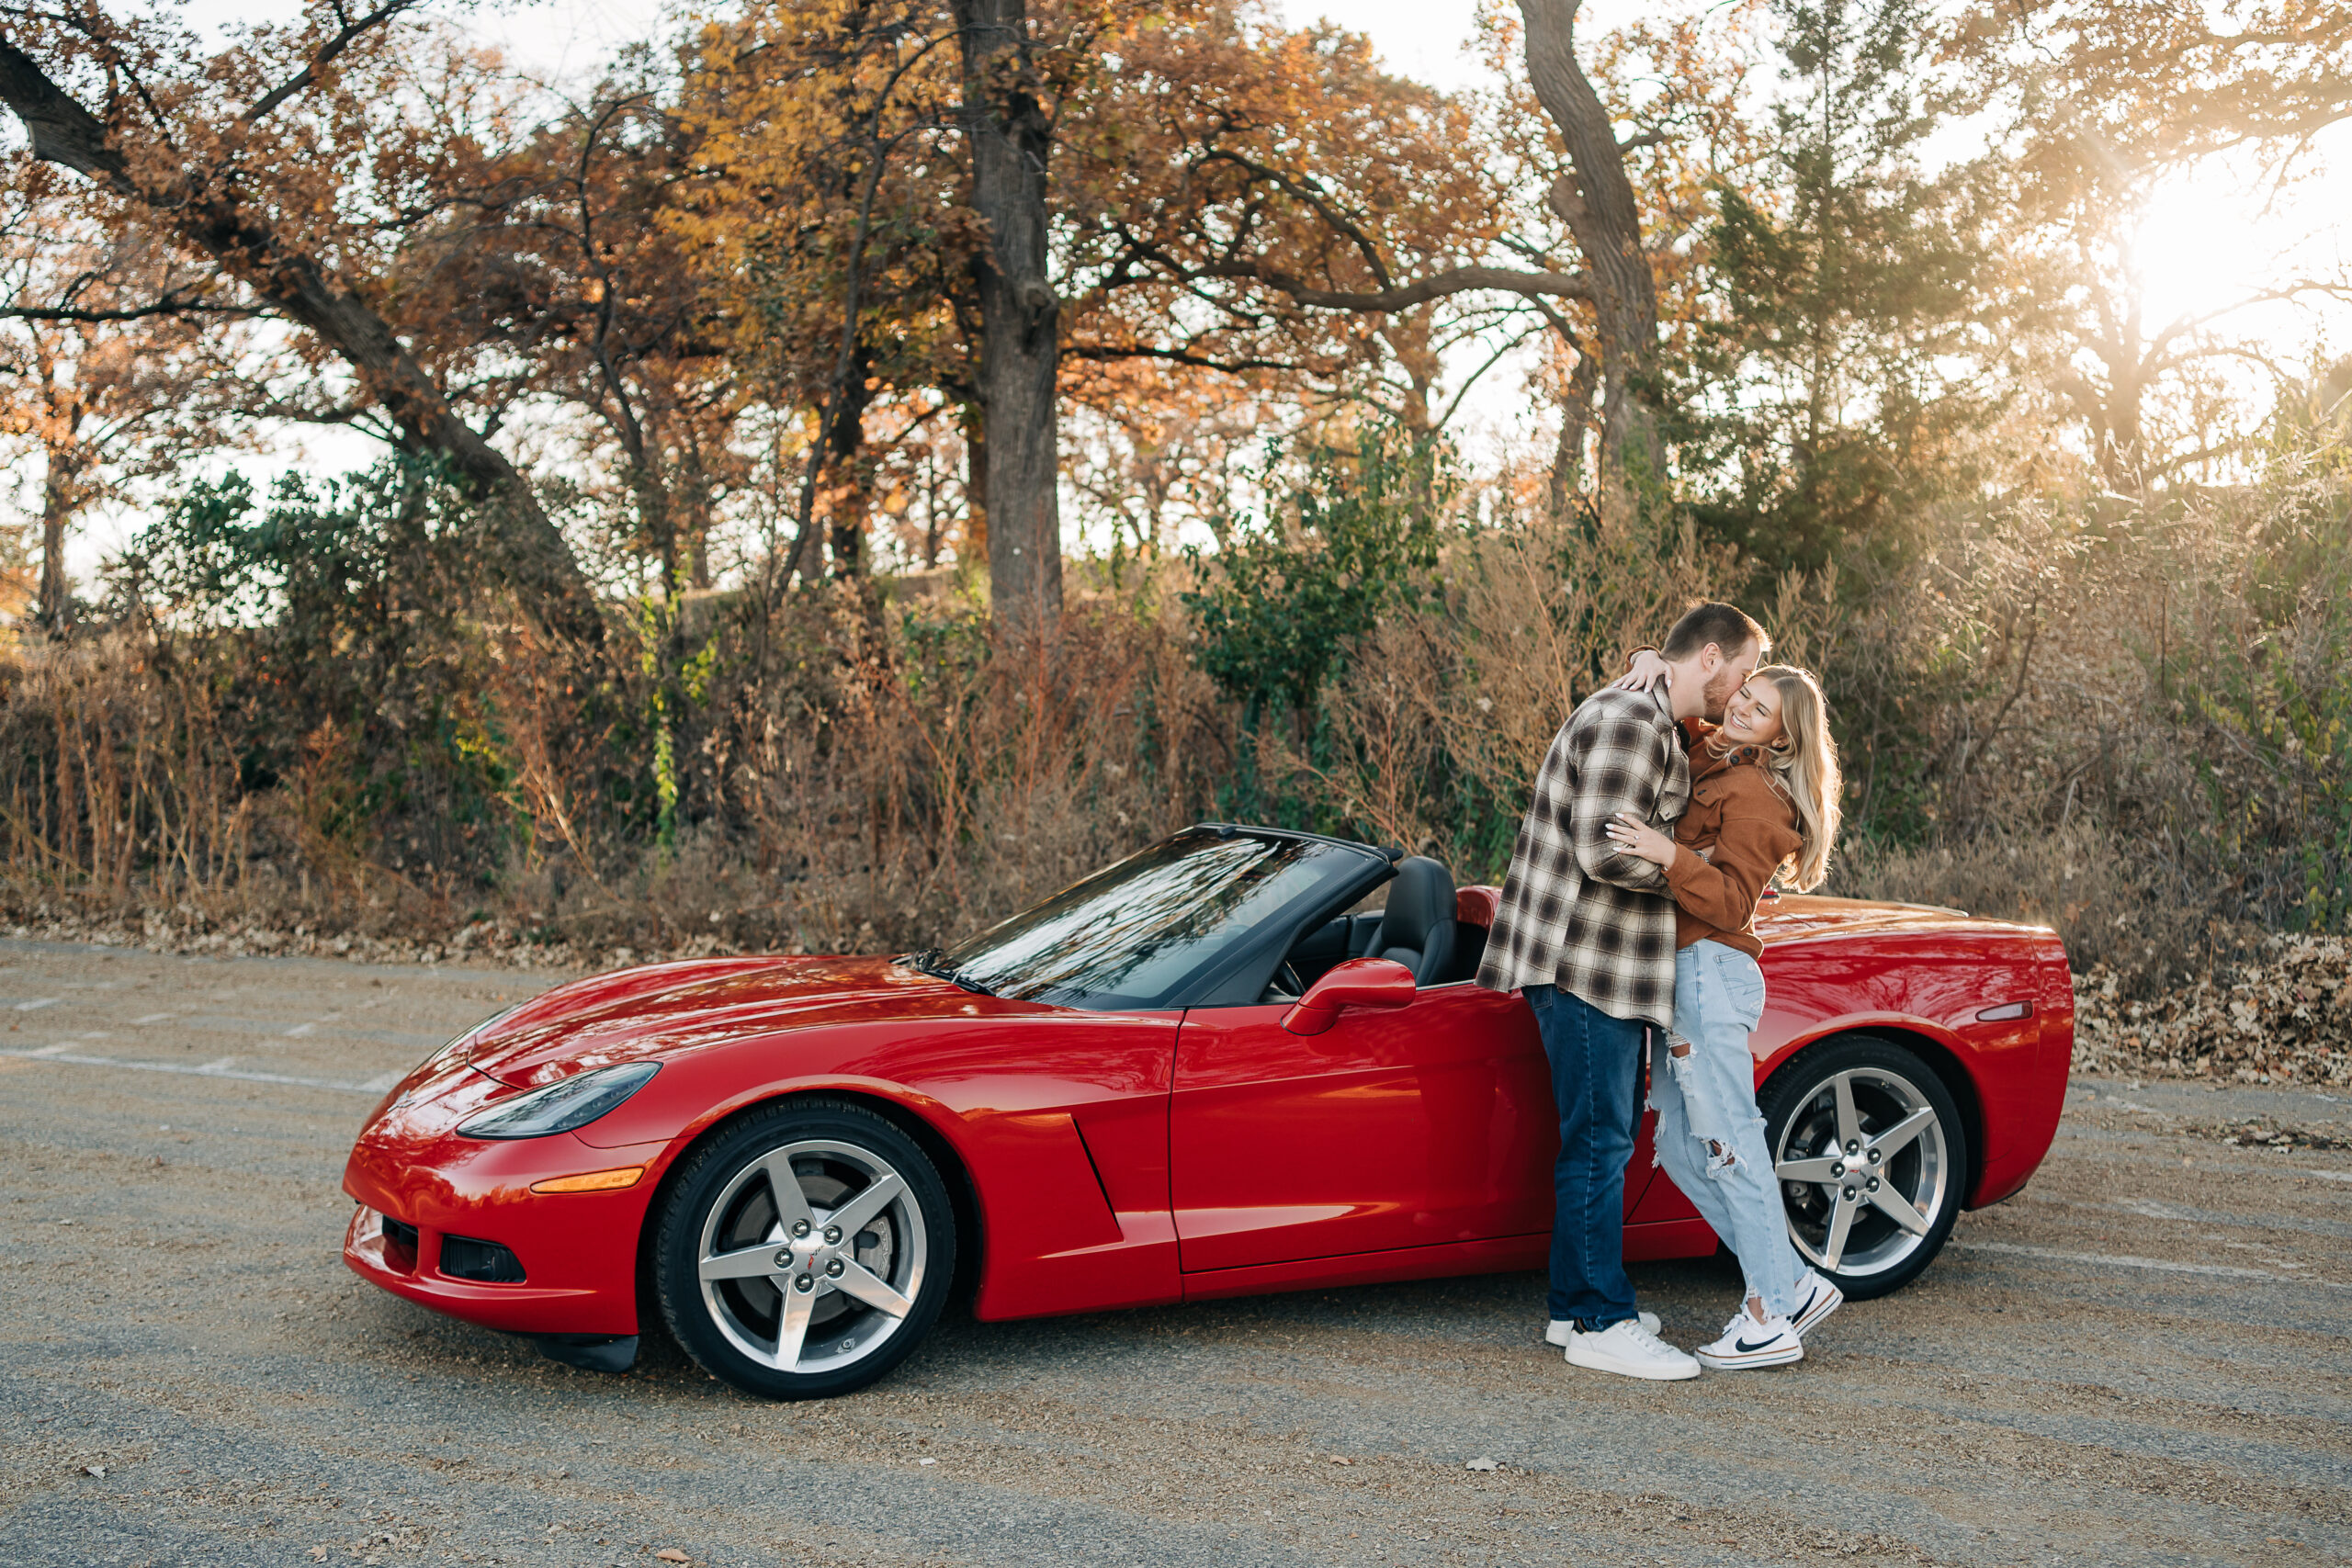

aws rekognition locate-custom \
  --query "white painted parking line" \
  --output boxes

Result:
[286,1023,317,1037]
[25,1043,74,1057]
[15,998,60,1011]
[1958,1240,2350,1289]
[0,1047,381,1093]
[195,1056,240,1074]
[132,1013,174,1024]
[2299,1168,2352,1184]
[358,1071,404,1092]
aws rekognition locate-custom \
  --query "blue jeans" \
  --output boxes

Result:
[1524,983,1645,1328]
[1648,941,1807,1317]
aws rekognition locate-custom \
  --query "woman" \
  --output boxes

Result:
[1605,658,1846,1370]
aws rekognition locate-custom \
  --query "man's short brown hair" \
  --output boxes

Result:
[1660,601,1769,661]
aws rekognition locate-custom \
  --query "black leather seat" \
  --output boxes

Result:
[1370,856,1458,987]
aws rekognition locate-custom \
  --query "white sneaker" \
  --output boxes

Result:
[1563,1317,1701,1381]
[1545,1310,1659,1347]
[1696,1309,1804,1370]
[1789,1269,1843,1337]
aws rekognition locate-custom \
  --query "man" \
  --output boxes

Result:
[1476,602,1768,1381]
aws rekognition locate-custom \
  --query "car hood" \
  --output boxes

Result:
[464,953,978,1089]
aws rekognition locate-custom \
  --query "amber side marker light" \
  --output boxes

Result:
[529,1166,646,1195]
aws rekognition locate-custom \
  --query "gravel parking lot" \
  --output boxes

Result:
[4,937,2348,1568]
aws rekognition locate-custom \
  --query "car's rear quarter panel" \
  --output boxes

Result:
[1753,917,2071,1207]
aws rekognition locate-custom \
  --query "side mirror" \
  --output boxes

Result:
[1281,957,1417,1036]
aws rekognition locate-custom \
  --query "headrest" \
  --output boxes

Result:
[1383,856,1456,942]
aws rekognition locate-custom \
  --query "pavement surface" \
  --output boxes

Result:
[2,937,2348,1568]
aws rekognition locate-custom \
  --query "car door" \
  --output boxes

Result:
[1170,980,1570,1272]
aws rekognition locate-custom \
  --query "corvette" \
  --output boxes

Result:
[343,824,2074,1398]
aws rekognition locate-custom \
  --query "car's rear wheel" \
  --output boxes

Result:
[1759,1035,1967,1301]
[654,1099,955,1399]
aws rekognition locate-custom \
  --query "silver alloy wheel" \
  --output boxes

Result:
[1771,1065,1950,1277]
[695,1138,929,1376]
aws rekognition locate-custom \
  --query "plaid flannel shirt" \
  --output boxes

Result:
[1475,685,1691,1026]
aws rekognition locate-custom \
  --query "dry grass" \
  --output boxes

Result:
[0,454,2343,1010]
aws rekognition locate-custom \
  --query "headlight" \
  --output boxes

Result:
[457,1063,661,1140]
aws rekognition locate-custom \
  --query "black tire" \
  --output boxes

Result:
[654,1098,956,1400]
[1758,1034,1968,1302]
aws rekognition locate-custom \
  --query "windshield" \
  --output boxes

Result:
[929,829,1378,1009]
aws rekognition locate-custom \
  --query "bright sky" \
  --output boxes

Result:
[30,0,2352,580]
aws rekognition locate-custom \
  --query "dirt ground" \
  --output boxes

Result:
[3,937,2347,1568]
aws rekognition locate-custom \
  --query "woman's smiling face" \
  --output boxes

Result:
[1719,678,1786,750]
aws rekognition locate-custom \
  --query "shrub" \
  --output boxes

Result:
[1,423,2345,996]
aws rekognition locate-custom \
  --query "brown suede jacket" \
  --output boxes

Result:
[1665,720,1804,957]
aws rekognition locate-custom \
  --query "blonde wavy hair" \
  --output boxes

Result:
[1709,664,1842,891]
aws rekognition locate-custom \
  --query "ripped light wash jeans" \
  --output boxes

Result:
[1648,940,1808,1318]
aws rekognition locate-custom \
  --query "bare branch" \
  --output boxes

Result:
[1140,242,1591,313]
[1063,343,1312,375]
[3,298,257,322]
[242,0,426,122]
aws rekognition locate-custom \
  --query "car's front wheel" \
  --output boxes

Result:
[1759,1035,1968,1301]
[654,1099,956,1399]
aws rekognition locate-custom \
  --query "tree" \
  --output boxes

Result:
[414,73,745,592]
[1677,0,1996,571]
[0,168,249,631]
[1991,144,2346,491]
[684,1,1597,612]
[0,6,605,638]
[1471,0,1769,514]
[1950,0,2352,165]
[1517,0,1665,495]
[1943,2,2352,491]
[952,0,1070,632]
[679,0,978,592]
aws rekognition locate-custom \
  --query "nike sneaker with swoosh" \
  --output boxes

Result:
[1695,1309,1804,1370]
[1789,1269,1844,1337]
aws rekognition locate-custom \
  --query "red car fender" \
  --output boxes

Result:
[604,1053,1183,1326]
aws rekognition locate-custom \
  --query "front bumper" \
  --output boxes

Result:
[341,1072,667,1337]
[343,1203,629,1336]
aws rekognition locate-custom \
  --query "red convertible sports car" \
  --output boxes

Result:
[344,824,2074,1399]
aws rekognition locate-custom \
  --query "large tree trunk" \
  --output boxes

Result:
[1547,347,1601,519]
[1517,0,1664,493]
[952,0,1062,633]
[0,42,605,643]
[38,449,77,636]
[825,341,874,578]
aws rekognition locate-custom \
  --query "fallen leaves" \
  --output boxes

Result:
[654,1551,691,1564]
[2074,937,2351,1087]
[2199,1120,2347,1151]
[1465,1457,1499,1472]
